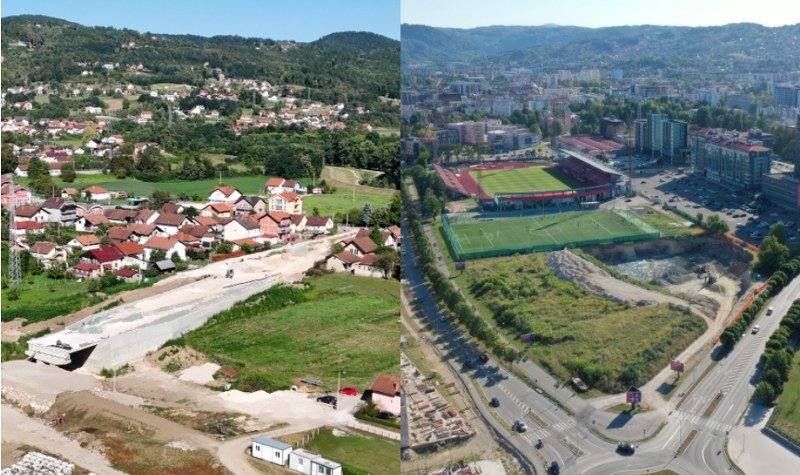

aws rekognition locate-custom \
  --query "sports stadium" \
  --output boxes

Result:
[435,151,625,209]
[435,151,665,260]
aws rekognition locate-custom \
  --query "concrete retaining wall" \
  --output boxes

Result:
[83,279,273,372]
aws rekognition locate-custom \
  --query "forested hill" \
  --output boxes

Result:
[401,22,800,73]
[1,15,399,103]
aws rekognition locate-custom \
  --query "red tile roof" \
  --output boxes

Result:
[155,213,187,227]
[15,205,44,218]
[143,235,180,250]
[14,221,44,230]
[115,268,139,278]
[73,234,101,246]
[370,373,401,396]
[333,251,361,264]
[85,246,124,262]
[211,185,238,197]
[73,262,100,272]
[30,241,57,255]
[306,215,332,227]
[114,241,144,256]
[265,177,285,187]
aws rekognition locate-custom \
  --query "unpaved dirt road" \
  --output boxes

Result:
[1,403,126,475]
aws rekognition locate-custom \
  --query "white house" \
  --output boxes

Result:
[288,449,342,475]
[304,216,334,235]
[208,185,243,204]
[369,373,401,417]
[142,236,187,261]
[222,217,261,242]
[251,437,292,466]
[82,185,111,201]
[154,213,189,236]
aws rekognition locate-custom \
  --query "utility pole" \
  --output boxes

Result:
[7,177,22,291]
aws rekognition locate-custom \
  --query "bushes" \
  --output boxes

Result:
[755,299,800,406]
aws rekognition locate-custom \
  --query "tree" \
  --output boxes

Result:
[149,189,171,209]
[422,189,442,218]
[330,243,344,254]
[375,251,398,279]
[149,249,166,263]
[1,143,18,174]
[184,206,199,218]
[82,124,100,143]
[695,212,704,225]
[369,225,384,246]
[754,380,776,406]
[361,203,373,227]
[312,207,321,216]
[758,236,790,275]
[769,222,788,244]
[705,215,729,235]
[60,162,76,183]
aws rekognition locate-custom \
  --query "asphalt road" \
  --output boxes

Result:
[404,193,800,474]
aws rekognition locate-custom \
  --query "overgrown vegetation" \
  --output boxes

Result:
[464,253,705,393]
[755,299,800,406]
[1,328,50,361]
[302,428,400,475]
[181,274,399,392]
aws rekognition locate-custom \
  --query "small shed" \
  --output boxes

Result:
[251,436,292,465]
[154,259,176,273]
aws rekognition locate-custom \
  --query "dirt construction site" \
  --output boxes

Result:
[1,231,389,474]
[545,234,758,409]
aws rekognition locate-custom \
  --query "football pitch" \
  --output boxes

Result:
[445,210,659,259]
[469,165,580,196]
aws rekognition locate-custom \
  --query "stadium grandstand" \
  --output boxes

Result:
[435,151,625,209]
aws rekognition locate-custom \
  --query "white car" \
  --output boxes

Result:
[752,325,760,334]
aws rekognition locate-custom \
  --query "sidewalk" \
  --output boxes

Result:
[728,404,800,474]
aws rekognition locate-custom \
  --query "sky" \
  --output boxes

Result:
[1,0,400,41]
[402,0,800,29]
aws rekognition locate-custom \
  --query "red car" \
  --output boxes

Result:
[339,386,359,396]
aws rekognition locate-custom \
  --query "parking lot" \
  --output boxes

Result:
[632,167,800,247]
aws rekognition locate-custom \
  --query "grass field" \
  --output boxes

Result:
[183,273,399,392]
[633,207,697,238]
[303,429,399,475]
[0,271,163,326]
[469,165,579,196]
[461,253,706,393]
[769,350,800,445]
[446,210,656,258]
[21,173,393,216]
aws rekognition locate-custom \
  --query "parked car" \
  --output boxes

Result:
[339,386,359,396]
[752,325,760,334]
[513,420,528,432]
[548,461,560,474]
[767,307,774,316]
[316,395,338,406]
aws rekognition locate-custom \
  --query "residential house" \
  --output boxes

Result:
[201,202,234,218]
[355,252,384,278]
[234,195,267,215]
[1,181,32,205]
[369,373,401,417]
[387,225,401,248]
[82,185,111,201]
[104,208,138,225]
[304,216,334,235]
[74,213,109,233]
[143,236,187,262]
[326,251,362,274]
[115,268,140,283]
[257,212,292,242]
[354,228,396,250]
[71,262,102,279]
[41,198,78,225]
[128,223,159,243]
[75,203,104,217]
[290,214,307,233]
[222,216,261,242]
[133,208,159,224]
[67,234,101,254]
[208,186,243,204]
[11,221,45,241]
[114,241,147,269]
[160,202,184,214]
[29,241,65,267]
[342,236,377,257]
[107,226,135,243]
[82,246,125,271]
[154,213,189,236]
[268,192,302,214]
[179,223,216,249]
[14,205,49,224]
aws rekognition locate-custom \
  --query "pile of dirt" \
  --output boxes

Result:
[0,360,99,414]
[148,345,208,374]
[545,249,698,311]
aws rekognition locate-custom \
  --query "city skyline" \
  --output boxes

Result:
[402,0,800,29]
[1,0,401,41]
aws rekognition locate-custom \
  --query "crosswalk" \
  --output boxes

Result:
[497,384,573,437]
[720,336,763,393]
[673,410,733,434]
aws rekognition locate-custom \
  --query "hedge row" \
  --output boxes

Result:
[754,298,800,406]
[720,256,800,352]
[402,187,518,363]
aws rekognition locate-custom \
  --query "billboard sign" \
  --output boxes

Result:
[671,360,685,372]
[626,388,642,404]
[520,333,536,343]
